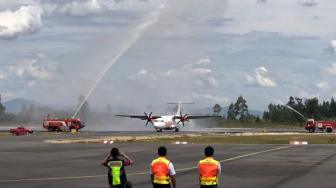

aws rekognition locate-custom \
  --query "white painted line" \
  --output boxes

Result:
[0,145,293,183]
[0,175,106,183]
[172,141,189,145]
[290,141,308,145]
[174,145,293,172]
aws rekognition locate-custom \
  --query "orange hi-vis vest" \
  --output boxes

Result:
[198,157,219,186]
[151,157,171,184]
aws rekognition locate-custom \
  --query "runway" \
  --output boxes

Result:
[0,133,335,188]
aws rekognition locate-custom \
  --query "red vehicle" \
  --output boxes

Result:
[305,119,336,133]
[43,117,85,132]
[10,126,33,136]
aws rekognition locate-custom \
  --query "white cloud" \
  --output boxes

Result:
[192,93,229,104]
[255,67,277,87]
[316,82,328,88]
[129,68,157,84]
[129,58,218,90]
[8,60,53,80]
[0,6,43,39]
[190,68,212,75]
[298,0,317,8]
[207,77,219,88]
[137,68,148,77]
[331,40,336,53]
[55,0,102,16]
[1,54,60,90]
[182,58,211,69]
[245,75,254,83]
[316,82,329,91]
[42,0,158,16]
[321,64,336,76]
[197,58,211,66]
[298,90,318,99]
[183,58,218,88]
[0,71,7,81]
[246,66,277,87]
[221,0,336,36]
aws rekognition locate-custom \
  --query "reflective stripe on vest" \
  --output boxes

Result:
[108,161,123,185]
[198,157,219,186]
[151,157,170,184]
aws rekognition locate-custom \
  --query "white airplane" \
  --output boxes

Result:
[116,103,219,132]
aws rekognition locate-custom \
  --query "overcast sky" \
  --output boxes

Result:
[0,0,336,111]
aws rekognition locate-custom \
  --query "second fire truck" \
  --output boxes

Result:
[43,117,85,132]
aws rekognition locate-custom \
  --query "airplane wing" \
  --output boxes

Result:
[174,115,220,120]
[115,114,161,120]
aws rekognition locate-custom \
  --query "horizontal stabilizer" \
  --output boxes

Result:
[167,102,195,104]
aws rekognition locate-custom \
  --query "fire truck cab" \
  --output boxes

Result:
[305,119,336,133]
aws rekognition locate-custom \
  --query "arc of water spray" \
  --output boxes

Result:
[284,105,306,120]
[275,99,306,120]
[72,4,166,118]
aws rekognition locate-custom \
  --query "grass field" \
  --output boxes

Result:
[146,134,336,144]
[0,132,11,136]
[215,119,304,128]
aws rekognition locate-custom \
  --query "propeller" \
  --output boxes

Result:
[177,112,189,127]
[144,112,154,126]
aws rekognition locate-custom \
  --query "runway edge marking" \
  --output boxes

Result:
[0,145,293,183]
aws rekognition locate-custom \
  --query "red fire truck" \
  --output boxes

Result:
[305,119,336,133]
[43,117,85,132]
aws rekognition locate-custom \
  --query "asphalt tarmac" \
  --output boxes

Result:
[0,133,335,188]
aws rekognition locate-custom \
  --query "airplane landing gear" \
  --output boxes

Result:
[156,129,162,132]
[175,128,179,132]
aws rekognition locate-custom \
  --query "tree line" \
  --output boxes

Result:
[212,95,261,122]
[213,96,336,124]
[263,96,336,124]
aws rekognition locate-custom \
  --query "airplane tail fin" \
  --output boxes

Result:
[167,102,195,116]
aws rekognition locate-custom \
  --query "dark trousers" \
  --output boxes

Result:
[200,185,217,188]
[153,183,171,188]
[109,181,132,188]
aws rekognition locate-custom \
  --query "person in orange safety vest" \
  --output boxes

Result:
[150,146,176,188]
[198,146,221,188]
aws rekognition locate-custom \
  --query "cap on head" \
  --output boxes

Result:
[204,146,214,157]
[158,146,167,156]
[111,147,119,157]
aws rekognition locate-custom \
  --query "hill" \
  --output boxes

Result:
[3,98,42,113]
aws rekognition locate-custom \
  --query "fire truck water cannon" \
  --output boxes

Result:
[304,119,336,133]
[43,116,85,132]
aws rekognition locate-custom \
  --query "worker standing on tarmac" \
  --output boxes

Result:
[198,146,221,188]
[150,146,177,188]
[102,148,134,188]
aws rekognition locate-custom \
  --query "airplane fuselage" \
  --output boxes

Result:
[152,116,180,131]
